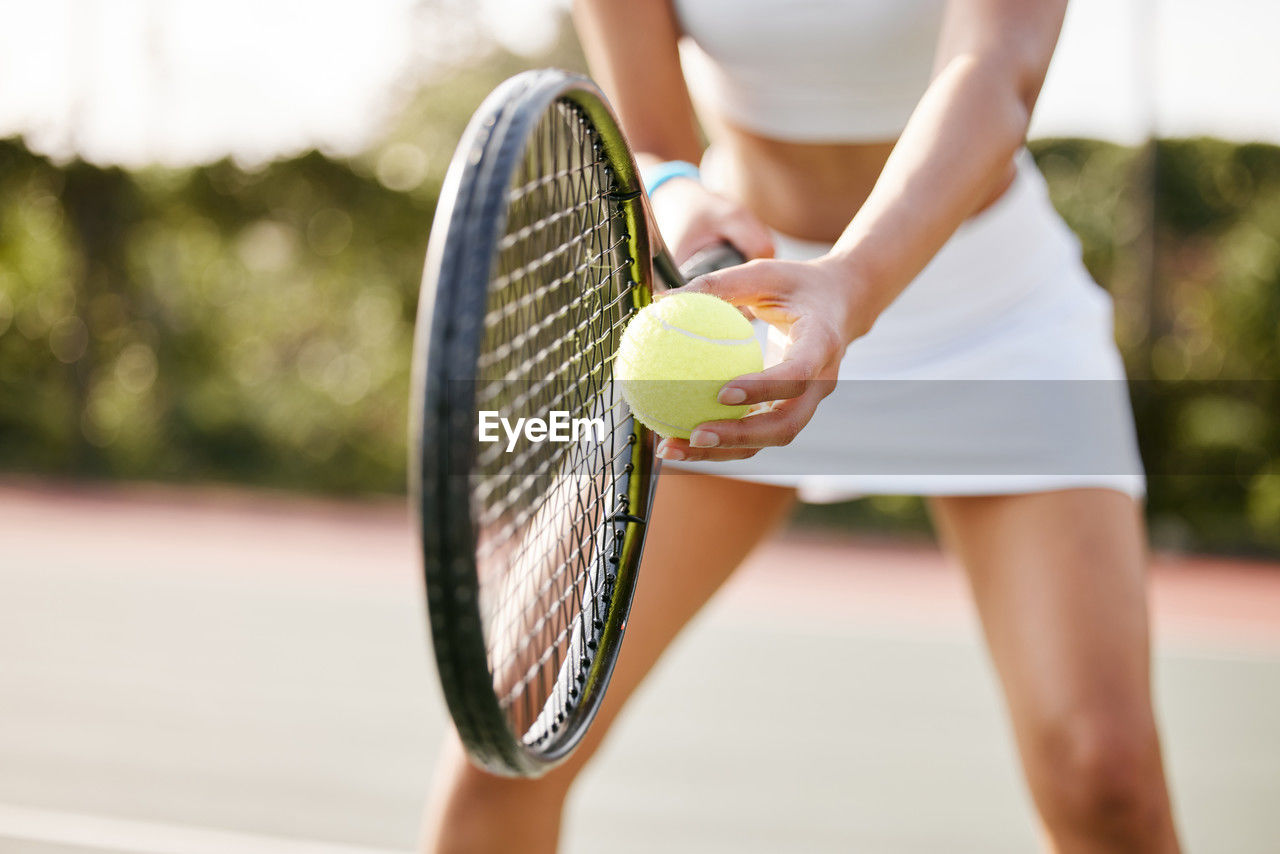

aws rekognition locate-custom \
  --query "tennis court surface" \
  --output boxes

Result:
[2,481,1278,853]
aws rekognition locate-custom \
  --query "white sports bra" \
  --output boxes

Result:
[673,0,947,143]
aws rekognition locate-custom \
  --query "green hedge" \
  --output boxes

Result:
[1,135,1278,553]
[0,140,434,492]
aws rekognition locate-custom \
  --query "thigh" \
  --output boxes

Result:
[931,489,1151,712]
[448,471,796,794]
[929,490,1169,818]
[548,471,795,779]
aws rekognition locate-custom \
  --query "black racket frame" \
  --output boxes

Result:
[412,69,746,777]
[411,70,662,777]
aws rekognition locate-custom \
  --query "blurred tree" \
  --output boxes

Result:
[1,19,1278,553]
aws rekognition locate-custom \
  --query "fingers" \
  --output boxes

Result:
[656,437,760,464]
[717,210,774,260]
[719,318,841,406]
[653,182,775,265]
[656,382,830,462]
[652,259,849,460]
[710,390,822,449]
[677,261,773,306]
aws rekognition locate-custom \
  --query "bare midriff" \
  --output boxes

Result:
[705,116,1014,245]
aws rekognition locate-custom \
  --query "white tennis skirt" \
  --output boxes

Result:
[666,149,1147,501]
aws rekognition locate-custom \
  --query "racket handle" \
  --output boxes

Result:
[678,243,747,280]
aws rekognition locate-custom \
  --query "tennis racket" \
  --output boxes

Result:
[410,69,745,777]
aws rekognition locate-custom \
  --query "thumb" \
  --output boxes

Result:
[677,260,773,308]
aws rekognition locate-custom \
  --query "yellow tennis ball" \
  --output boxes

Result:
[616,292,763,440]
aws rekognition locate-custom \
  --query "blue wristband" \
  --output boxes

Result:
[640,160,701,196]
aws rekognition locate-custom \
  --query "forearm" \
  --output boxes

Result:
[828,0,1066,335]
[572,0,702,166]
[829,56,1031,325]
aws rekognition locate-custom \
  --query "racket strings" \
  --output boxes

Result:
[480,446,635,681]
[475,436,632,545]
[489,483,609,707]
[477,443,631,685]
[469,99,637,741]
[475,238,630,398]
[481,230,624,353]
[486,206,615,720]
[473,306,631,474]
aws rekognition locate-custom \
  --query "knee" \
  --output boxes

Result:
[424,738,576,841]
[1030,707,1170,843]
[444,745,578,811]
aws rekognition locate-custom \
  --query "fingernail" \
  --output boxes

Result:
[718,386,746,405]
[657,441,685,461]
[689,430,718,448]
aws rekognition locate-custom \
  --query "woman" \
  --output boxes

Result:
[424,1,1182,851]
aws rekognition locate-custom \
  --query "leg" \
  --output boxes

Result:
[931,489,1181,853]
[421,472,796,853]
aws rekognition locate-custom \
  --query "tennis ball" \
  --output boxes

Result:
[616,292,763,439]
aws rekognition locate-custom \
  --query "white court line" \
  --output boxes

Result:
[0,803,407,854]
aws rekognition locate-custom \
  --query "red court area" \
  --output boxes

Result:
[3,478,1280,853]
[4,478,1279,651]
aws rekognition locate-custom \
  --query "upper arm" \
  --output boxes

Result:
[934,0,1069,110]
[571,0,702,161]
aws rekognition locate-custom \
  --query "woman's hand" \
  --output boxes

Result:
[649,177,775,265]
[655,255,876,463]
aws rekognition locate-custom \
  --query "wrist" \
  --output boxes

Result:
[640,160,701,197]
[819,247,896,342]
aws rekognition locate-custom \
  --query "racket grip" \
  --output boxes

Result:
[678,243,747,280]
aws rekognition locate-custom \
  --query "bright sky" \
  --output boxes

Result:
[0,0,1277,168]
[1031,0,1280,144]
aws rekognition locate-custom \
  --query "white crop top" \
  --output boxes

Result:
[673,0,947,143]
